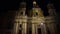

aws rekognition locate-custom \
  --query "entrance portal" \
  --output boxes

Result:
[38,28,41,34]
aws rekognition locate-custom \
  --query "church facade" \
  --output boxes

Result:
[12,0,57,34]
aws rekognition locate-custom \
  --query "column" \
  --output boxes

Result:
[24,23,27,34]
[53,23,57,34]
[40,23,47,34]
[32,23,35,34]
[13,23,19,34]
[47,23,56,34]
[35,24,38,34]
[22,22,27,34]
[43,24,47,34]
[22,23,24,34]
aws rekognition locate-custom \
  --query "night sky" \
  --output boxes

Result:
[0,0,60,12]
[0,0,60,21]
[0,0,60,17]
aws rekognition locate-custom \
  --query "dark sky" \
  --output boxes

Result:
[0,0,60,17]
[0,0,60,12]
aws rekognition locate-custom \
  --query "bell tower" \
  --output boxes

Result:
[47,2,56,16]
[46,1,57,34]
[29,0,47,34]
[18,0,26,16]
[30,0,44,17]
[12,0,27,34]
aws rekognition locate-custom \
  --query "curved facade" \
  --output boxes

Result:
[12,0,57,34]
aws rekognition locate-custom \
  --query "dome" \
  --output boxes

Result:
[19,2,26,8]
[20,2,26,5]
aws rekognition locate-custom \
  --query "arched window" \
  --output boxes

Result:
[20,24,22,28]
[20,12,23,15]
[36,12,38,15]
[34,12,38,17]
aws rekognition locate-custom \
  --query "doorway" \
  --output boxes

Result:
[38,28,41,34]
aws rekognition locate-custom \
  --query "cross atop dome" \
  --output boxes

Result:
[33,1,36,5]
[33,0,38,8]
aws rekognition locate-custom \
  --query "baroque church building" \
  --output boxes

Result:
[12,0,57,34]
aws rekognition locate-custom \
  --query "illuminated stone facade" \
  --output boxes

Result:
[12,1,57,34]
